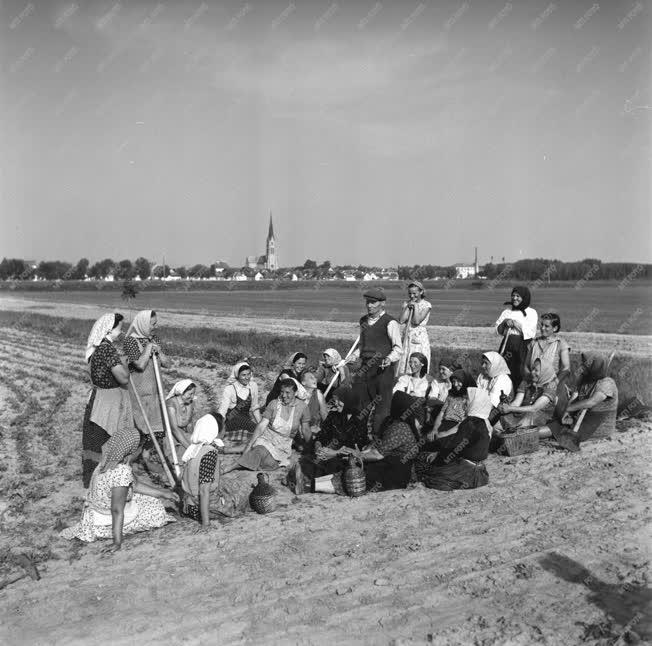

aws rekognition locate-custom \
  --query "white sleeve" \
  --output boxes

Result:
[495,309,509,335]
[521,308,538,340]
[393,376,408,393]
[217,385,236,418]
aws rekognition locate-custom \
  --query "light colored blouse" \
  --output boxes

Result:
[476,373,514,407]
[393,375,430,398]
[526,335,570,375]
[217,381,260,418]
[495,307,538,340]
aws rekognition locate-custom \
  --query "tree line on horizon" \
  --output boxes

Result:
[0,256,650,283]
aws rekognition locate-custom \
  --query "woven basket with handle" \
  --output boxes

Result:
[343,455,366,497]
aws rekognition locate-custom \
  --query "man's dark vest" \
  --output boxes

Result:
[359,312,395,362]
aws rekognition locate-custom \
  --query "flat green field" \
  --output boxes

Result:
[9,284,651,334]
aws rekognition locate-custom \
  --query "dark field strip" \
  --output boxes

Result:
[12,285,652,334]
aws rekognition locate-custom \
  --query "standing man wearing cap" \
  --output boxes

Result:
[344,287,403,436]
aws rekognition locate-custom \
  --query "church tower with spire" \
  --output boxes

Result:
[265,212,278,270]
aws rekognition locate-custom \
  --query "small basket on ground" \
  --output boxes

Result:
[343,455,366,497]
[249,472,277,514]
[500,426,540,456]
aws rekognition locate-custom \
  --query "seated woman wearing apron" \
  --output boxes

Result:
[165,379,197,453]
[217,362,262,445]
[225,379,311,473]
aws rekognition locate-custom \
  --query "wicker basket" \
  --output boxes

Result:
[501,426,540,456]
[343,455,366,497]
[249,472,277,514]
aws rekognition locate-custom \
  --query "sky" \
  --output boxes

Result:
[1,0,651,268]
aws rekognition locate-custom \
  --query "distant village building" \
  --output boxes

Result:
[246,213,278,271]
[213,260,229,276]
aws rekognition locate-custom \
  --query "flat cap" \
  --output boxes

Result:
[363,287,386,301]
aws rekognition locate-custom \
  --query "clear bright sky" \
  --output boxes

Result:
[2,0,650,268]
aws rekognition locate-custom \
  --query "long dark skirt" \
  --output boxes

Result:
[365,455,413,492]
[417,459,489,491]
[502,333,527,390]
[81,389,110,488]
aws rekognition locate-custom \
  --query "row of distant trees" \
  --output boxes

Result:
[0,256,650,282]
[398,259,651,282]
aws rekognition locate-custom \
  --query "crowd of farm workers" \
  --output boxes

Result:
[61,283,619,551]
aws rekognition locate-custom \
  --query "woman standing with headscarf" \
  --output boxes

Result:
[265,352,307,407]
[217,362,262,443]
[123,310,169,438]
[396,281,432,377]
[495,286,538,388]
[416,388,492,491]
[62,415,177,551]
[81,313,131,488]
[315,348,351,398]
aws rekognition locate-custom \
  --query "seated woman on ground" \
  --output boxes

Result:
[314,392,422,494]
[61,422,178,552]
[265,352,307,407]
[165,379,197,453]
[226,379,311,473]
[476,351,514,426]
[301,371,329,442]
[393,352,431,398]
[180,414,227,529]
[433,360,455,402]
[415,388,492,491]
[524,312,571,382]
[497,359,558,434]
[217,361,262,445]
[315,348,351,398]
[355,391,425,492]
[296,387,369,492]
[548,352,618,452]
[423,369,475,451]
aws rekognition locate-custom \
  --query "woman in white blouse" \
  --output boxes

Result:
[495,286,538,388]
[476,351,514,416]
[217,362,262,442]
[393,352,431,398]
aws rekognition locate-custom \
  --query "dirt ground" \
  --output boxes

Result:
[0,323,650,645]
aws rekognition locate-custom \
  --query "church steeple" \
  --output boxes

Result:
[267,212,275,242]
[265,211,278,270]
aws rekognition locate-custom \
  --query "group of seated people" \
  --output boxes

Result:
[63,290,620,550]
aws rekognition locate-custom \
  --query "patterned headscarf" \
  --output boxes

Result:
[85,313,117,362]
[408,280,425,294]
[181,414,224,462]
[482,351,511,378]
[99,422,141,473]
[126,310,154,339]
[323,348,342,364]
[504,286,531,315]
[166,379,196,400]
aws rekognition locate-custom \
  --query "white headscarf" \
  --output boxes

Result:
[227,361,251,385]
[165,379,195,400]
[85,313,116,362]
[126,309,154,339]
[323,348,342,364]
[181,414,224,463]
[482,351,511,378]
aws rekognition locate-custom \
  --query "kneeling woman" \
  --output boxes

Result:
[217,362,262,443]
[231,379,311,472]
[355,391,423,492]
[180,415,226,527]
[62,422,177,552]
[416,388,492,491]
